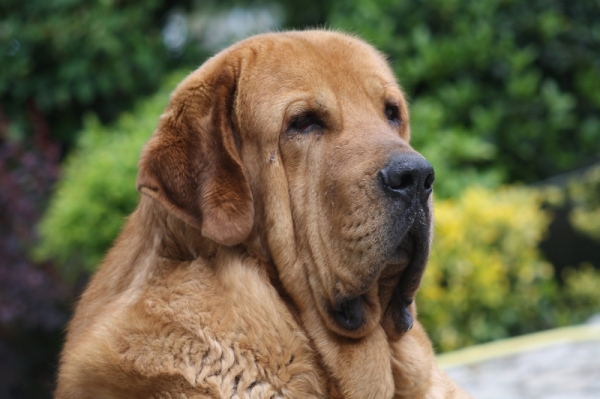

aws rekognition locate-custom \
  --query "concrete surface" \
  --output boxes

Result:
[437,323,600,399]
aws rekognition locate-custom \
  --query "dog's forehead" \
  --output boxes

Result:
[227,31,409,140]
[240,31,399,93]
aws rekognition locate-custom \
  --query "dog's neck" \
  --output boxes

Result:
[137,197,289,301]
[138,195,305,331]
[136,196,218,261]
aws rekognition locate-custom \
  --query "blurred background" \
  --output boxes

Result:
[1,0,599,397]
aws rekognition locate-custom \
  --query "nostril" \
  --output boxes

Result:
[390,173,414,191]
[424,172,435,192]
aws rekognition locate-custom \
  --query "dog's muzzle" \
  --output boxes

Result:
[329,153,434,337]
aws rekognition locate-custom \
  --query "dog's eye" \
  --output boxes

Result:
[385,104,401,127]
[289,113,323,134]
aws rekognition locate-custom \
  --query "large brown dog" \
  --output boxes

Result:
[55,30,470,399]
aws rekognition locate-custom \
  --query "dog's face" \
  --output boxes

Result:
[138,31,433,343]
[232,32,434,341]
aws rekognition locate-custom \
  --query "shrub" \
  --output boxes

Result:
[419,186,600,352]
[35,72,187,278]
[554,264,600,326]
[419,186,554,350]
[0,0,201,146]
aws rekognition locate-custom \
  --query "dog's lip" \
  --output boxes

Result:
[390,245,413,265]
[380,235,414,279]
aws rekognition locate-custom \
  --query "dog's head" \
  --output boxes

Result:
[138,30,433,393]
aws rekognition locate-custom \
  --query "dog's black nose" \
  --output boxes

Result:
[379,154,434,202]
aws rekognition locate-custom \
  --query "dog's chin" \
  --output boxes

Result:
[320,231,429,340]
[319,240,416,339]
[381,235,415,278]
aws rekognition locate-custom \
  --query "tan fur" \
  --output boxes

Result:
[55,30,471,399]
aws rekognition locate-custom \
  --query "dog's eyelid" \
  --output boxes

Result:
[287,111,324,134]
[384,102,402,126]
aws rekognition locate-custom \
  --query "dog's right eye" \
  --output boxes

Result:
[288,113,323,134]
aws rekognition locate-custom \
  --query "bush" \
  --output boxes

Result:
[0,0,200,146]
[555,264,600,325]
[36,72,187,278]
[419,186,600,352]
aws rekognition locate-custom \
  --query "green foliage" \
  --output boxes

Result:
[554,264,600,325]
[329,0,600,196]
[35,72,187,277]
[0,0,198,145]
[419,186,600,352]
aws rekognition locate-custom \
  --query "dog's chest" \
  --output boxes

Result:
[113,259,329,398]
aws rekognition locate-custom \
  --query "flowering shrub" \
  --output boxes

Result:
[419,186,600,352]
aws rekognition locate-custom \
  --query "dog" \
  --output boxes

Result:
[55,30,470,399]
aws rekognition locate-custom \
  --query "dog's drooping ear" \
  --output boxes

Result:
[137,63,254,246]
